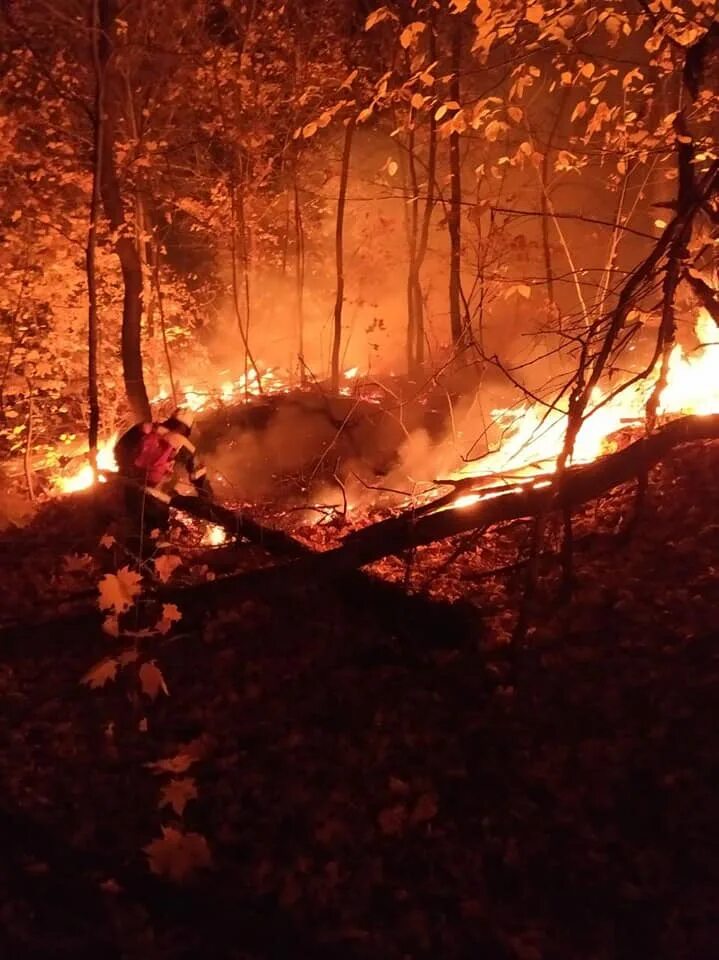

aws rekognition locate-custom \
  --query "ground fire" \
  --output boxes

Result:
[1,1,718,957]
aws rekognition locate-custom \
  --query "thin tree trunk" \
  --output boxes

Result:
[293,166,306,382]
[448,22,463,346]
[331,116,355,393]
[229,181,261,392]
[124,72,154,338]
[152,240,177,407]
[281,181,291,277]
[23,377,35,501]
[87,0,103,466]
[539,88,570,319]
[404,110,420,375]
[237,178,255,389]
[0,253,30,418]
[414,25,437,367]
[97,0,150,422]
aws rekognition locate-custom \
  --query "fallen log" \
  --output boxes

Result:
[173,413,719,601]
[3,414,716,640]
[169,493,309,559]
[333,413,719,567]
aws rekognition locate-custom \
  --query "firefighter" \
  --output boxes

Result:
[114,407,213,542]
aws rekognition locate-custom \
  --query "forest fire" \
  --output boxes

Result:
[51,362,366,495]
[51,313,718,515]
[2,0,719,954]
[439,310,719,511]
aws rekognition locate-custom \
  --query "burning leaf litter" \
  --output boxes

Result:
[50,311,719,525]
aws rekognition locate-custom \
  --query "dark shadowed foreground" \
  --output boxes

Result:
[0,440,718,959]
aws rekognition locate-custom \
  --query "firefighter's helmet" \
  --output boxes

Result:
[169,407,195,430]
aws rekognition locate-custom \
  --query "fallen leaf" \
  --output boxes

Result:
[159,778,198,816]
[63,553,95,573]
[139,661,169,699]
[81,657,119,689]
[98,566,142,614]
[144,826,211,882]
[145,753,195,775]
[411,792,438,824]
[388,776,410,796]
[378,804,407,836]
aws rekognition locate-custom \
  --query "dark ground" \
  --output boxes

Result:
[0,438,718,959]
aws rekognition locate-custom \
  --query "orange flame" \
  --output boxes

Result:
[54,435,119,494]
[447,309,719,508]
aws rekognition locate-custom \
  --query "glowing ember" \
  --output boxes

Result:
[452,493,482,510]
[200,523,227,546]
[344,367,359,379]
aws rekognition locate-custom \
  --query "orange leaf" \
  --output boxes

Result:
[378,804,407,836]
[81,657,119,689]
[145,753,196,775]
[139,661,169,700]
[153,554,183,584]
[157,602,182,635]
[410,792,438,824]
[144,826,211,883]
[98,566,142,614]
[159,778,198,817]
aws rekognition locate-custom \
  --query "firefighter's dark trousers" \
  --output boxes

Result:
[123,484,171,552]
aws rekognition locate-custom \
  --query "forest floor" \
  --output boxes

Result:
[0,436,718,959]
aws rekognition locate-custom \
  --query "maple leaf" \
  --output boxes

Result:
[99,534,116,549]
[139,660,169,700]
[145,753,195,775]
[144,826,211,883]
[378,804,407,837]
[102,615,120,637]
[410,792,439,824]
[159,777,198,817]
[157,603,182,635]
[63,553,94,573]
[153,554,183,584]
[81,657,119,689]
[98,566,142,614]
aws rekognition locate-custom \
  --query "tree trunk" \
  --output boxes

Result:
[448,21,463,346]
[152,238,177,407]
[404,102,420,375]
[229,180,261,391]
[97,0,150,422]
[86,0,103,465]
[293,165,306,382]
[414,24,437,368]
[331,116,355,393]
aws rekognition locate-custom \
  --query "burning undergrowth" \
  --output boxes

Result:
[18,307,719,551]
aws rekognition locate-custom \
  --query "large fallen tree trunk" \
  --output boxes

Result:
[172,414,719,602]
[2,415,716,642]
[335,415,719,566]
[169,493,309,559]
